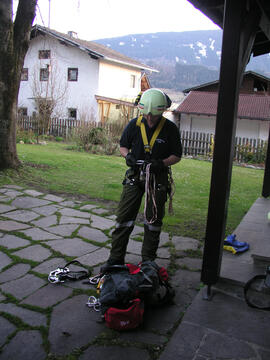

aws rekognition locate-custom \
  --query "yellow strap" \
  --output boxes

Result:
[223,245,237,254]
[136,115,166,153]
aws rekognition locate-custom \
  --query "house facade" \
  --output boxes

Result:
[18,25,155,122]
[175,72,270,140]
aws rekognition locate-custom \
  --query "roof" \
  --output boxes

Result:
[187,0,270,57]
[31,25,156,73]
[95,95,135,107]
[183,71,270,94]
[174,91,270,121]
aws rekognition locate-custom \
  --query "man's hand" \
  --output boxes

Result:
[125,153,136,167]
[150,159,165,173]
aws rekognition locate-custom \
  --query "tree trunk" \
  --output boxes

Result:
[0,0,37,169]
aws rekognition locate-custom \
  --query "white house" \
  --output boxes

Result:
[18,25,155,122]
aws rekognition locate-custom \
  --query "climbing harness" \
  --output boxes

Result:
[135,115,176,222]
[136,115,166,154]
[48,261,90,284]
[136,115,164,224]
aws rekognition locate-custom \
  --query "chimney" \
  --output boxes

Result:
[67,31,78,39]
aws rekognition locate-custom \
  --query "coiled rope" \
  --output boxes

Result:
[144,163,158,224]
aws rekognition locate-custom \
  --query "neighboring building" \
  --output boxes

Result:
[174,91,270,140]
[18,25,156,122]
[183,71,270,95]
[175,71,270,140]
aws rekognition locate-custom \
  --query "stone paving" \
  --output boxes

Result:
[0,184,202,359]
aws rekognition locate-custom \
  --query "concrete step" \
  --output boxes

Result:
[220,258,266,286]
[219,197,270,287]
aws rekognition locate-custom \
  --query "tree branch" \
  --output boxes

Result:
[13,0,37,59]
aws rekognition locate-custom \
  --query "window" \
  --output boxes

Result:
[40,68,49,81]
[18,107,28,116]
[21,68,28,81]
[115,104,120,109]
[68,108,77,119]
[130,74,136,88]
[39,50,51,59]
[254,79,267,92]
[68,68,78,81]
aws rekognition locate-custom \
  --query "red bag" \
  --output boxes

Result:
[158,267,169,282]
[104,298,144,331]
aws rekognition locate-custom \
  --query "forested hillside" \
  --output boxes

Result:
[96,30,270,90]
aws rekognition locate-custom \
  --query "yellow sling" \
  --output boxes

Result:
[136,115,166,153]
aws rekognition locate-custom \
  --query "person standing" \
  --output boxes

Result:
[105,88,182,267]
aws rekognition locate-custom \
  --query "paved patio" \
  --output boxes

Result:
[160,196,270,360]
[1,184,269,359]
[0,184,202,359]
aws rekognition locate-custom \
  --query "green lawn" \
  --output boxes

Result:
[0,142,264,240]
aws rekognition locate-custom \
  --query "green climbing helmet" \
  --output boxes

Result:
[138,88,170,116]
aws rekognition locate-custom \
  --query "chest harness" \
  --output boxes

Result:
[135,115,175,222]
[136,114,166,156]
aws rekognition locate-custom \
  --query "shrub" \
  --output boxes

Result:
[16,127,36,144]
[70,121,121,155]
[236,141,267,164]
[55,136,64,142]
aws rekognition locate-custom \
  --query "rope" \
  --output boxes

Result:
[144,164,158,224]
[168,167,175,215]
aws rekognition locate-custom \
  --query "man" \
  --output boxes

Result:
[105,88,182,267]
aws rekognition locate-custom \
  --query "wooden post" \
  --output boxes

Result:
[262,124,270,197]
[201,0,259,287]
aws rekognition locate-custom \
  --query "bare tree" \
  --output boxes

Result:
[31,60,68,138]
[0,0,37,169]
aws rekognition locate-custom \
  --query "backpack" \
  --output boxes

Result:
[88,261,175,331]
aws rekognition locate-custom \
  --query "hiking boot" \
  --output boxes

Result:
[100,258,125,274]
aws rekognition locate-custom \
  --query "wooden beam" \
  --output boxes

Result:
[262,124,270,197]
[101,102,104,124]
[258,1,270,40]
[106,103,111,120]
[201,0,259,286]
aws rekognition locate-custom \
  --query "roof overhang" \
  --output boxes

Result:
[31,25,104,59]
[95,95,135,107]
[101,56,158,73]
[187,0,270,57]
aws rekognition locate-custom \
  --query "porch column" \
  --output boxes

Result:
[262,124,270,197]
[201,0,260,287]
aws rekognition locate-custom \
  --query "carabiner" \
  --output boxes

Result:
[86,296,101,312]
[89,274,101,285]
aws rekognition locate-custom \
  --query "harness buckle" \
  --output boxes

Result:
[144,145,151,153]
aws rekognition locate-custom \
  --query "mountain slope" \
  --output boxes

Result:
[95,30,270,91]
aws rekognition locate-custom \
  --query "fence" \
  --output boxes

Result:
[180,131,214,157]
[17,116,267,164]
[17,116,88,137]
[180,130,267,164]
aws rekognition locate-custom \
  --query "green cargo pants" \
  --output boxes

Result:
[109,168,168,263]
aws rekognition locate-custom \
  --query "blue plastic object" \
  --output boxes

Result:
[224,234,247,248]
[223,234,249,254]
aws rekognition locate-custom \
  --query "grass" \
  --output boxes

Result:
[0,142,264,240]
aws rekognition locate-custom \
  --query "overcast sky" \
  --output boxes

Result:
[15,0,220,41]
